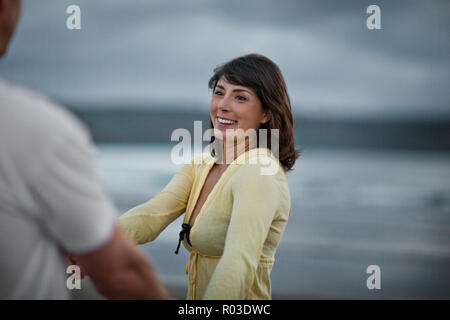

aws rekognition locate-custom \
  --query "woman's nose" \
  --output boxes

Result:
[217,96,232,111]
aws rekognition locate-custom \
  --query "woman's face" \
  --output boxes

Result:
[210,77,270,140]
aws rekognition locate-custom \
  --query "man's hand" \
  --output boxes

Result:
[65,254,87,279]
[70,225,172,299]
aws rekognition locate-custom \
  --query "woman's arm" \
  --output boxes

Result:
[203,160,283,299]
[118,160,194,244]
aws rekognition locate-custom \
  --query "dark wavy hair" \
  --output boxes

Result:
[208,54,299,171]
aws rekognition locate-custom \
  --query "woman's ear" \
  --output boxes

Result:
[261,111,272,124]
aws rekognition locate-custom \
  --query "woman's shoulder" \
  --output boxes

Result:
[234,148,286,179]
[231,148,291,207]
[230,149,289,199]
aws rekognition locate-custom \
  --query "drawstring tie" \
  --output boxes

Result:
[174,223,192,254]
[174,223,199,299]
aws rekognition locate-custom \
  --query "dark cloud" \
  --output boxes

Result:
[0,0,448,119]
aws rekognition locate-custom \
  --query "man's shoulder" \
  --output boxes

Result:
[0,79,90,146]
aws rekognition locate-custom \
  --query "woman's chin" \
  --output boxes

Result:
[212,127,230,139]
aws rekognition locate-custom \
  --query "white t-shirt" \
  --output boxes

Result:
[0,79,117,299]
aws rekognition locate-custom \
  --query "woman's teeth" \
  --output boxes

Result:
[217,117,237,125]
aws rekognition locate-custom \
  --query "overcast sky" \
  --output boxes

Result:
[0,0,448,119]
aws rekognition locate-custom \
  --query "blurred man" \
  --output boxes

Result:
[0,0,171,299]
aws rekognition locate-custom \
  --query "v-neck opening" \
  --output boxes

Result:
[185,147,273,246]
[187,157,222,228]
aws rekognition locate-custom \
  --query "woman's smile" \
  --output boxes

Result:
[216,116,238,128]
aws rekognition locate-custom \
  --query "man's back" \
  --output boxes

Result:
[0,79,117,298]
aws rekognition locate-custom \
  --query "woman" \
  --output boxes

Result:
[118,54,299,299]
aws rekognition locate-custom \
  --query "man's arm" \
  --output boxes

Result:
[72,225,171,300]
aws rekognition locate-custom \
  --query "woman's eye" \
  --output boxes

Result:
[214,91,223,96]
[236,95,247,101]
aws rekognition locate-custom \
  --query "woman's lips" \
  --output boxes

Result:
[216,116,238,128]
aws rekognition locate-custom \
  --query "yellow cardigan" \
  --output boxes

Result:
[118,147,291,299]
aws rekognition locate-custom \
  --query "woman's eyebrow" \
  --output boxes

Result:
[216,84,254,95]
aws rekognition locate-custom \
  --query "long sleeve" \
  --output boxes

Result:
[202,161,282,299]
[118,161,194,244]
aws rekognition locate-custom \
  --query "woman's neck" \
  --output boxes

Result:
[215,133,257,165]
